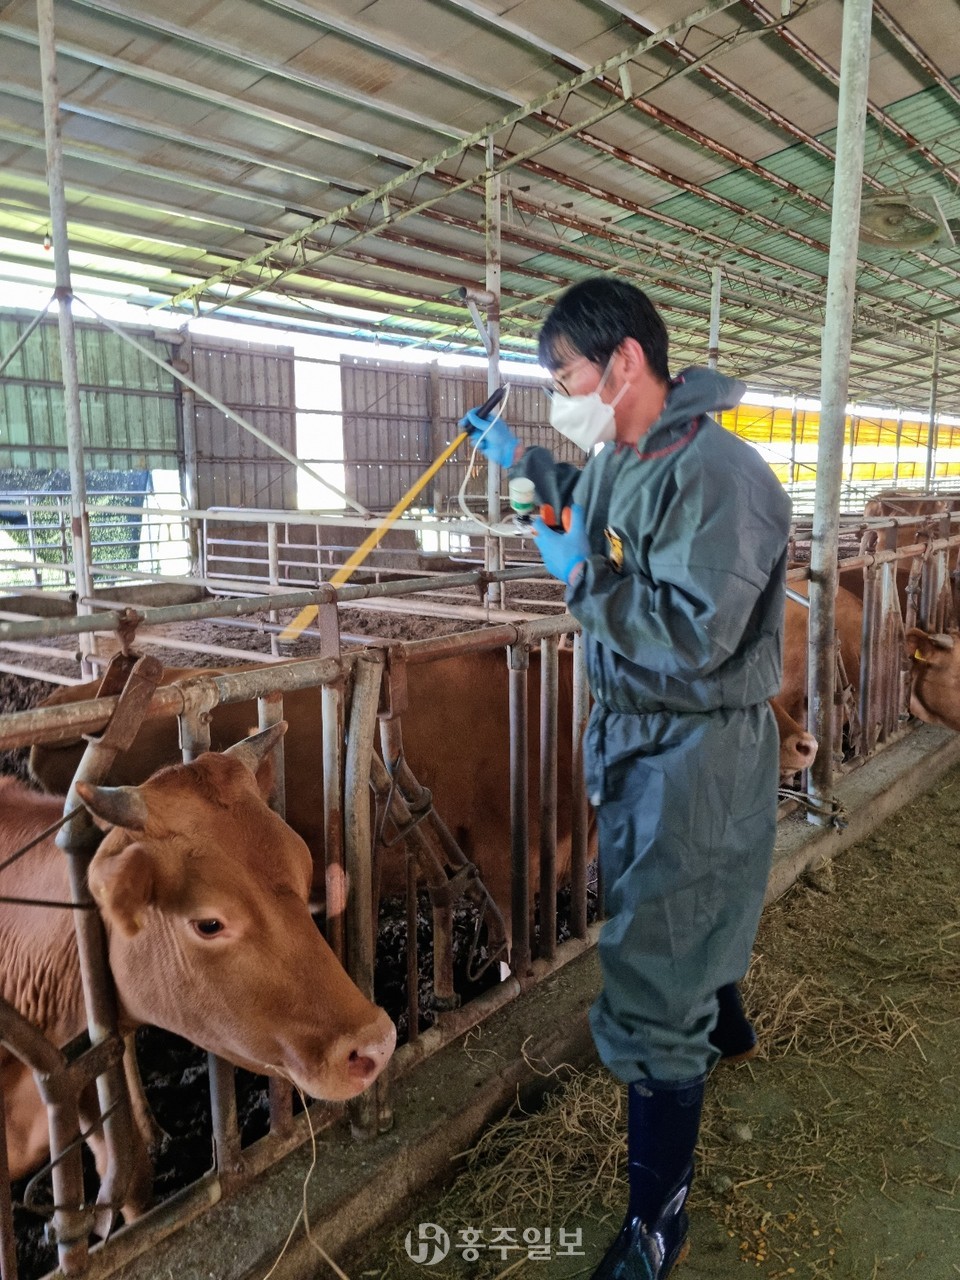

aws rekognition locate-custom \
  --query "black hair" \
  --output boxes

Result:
[538,276,670,383]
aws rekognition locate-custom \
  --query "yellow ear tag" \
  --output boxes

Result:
[913,649,929,664]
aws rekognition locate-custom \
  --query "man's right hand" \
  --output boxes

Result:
[459,408,521,469]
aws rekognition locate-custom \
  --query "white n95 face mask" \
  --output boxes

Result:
[547,357,627,452]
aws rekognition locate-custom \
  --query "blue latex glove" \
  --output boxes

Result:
[460,407,521,469]
[532,503,589,585]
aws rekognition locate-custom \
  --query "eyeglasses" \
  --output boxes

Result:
[545,351,617,398]
[545,356,591,398]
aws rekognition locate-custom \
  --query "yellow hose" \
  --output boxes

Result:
[278,431,469,641]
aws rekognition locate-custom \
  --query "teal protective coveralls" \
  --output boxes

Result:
[514,367,793,1083]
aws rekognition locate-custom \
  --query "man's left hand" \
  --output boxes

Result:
[532,503,589,585]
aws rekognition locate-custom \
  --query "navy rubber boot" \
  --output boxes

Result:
[590,1075,705,1280]
[708,983,758,1064]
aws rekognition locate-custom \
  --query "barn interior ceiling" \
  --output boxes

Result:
[0,0,958,409]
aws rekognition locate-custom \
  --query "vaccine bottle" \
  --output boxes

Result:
[508,477,536,520]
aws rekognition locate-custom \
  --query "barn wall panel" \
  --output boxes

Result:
[187,335,297,582]
[0,309,179,473]
[188,336,296,513]
[340,357,578,514]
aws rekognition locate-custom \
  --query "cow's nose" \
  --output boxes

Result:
[342,1012,397,1087]
[782,731,818,776]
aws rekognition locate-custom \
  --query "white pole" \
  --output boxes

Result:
[37,0,95,675]
[707,265,721,369]
[806,0,873,821]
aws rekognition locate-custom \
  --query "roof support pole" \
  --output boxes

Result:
[484,134,503,606]
[924,323,940,490]
[707,265,721,369]
[806,0,872,823]
[37,0,95,675]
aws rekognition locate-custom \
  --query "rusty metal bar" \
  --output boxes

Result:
[257,693,293,1137]
[0,1088,15,1280]
[570,630,590,940]
[0,1001,89,1277]
[484,133,504,609]
[53,657,164,1254]
[538,636,559,962]
[858,561,878,755]
[406,847,420,1045]
[344,652,384,1137]
[0,566,540,644]
[321,679,347,965]
[879,557,904,743]
[0,658,347,751]
[177,702,243,1182]
[508,645,531,977]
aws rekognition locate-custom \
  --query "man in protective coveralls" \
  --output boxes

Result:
[462,276,792,1279]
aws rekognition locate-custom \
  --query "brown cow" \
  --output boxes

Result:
[2,726,395,1199]
[29,651,582,941]
[775,583,863,769]
[905,628,960,730]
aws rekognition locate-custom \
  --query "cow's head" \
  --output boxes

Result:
[79,724,395,1101]
[905,628,960,732]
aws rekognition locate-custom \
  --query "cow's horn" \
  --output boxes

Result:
[223,721,288,774]
[76,781,149,832]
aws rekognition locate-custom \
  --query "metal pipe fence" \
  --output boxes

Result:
[0,492,191,591]
[0,614,589,1280]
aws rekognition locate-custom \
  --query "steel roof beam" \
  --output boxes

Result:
[1,24,419,167]
[602,3,958,279]
[47,0,925,305]
[0,121,350,217]
[165,0,746,310]
[0,245,535,351]
[203,8,880,315]
[63,0,469,140]
[740,0,960,189]
[5,101,953,346]
[507,156,960,318]
[873,4,960,109]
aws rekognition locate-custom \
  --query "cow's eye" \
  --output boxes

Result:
[192,918,224,938]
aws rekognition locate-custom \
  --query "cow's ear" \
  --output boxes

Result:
[254,753,277,805]
[906,628,954,662]
[89,844,154,938]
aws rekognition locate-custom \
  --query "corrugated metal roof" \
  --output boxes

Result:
[0,0,958,407]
